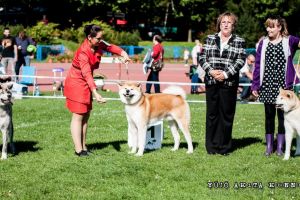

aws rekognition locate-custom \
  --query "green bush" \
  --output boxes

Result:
[77,20,114,43]
[61,27,78,42]
[0,24,25,37]
[77,20,141,45]
[26,22,61,44]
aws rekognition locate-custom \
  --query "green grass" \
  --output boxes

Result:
[1,92,300,199]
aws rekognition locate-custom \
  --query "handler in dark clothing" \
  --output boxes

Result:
[199,12,246,155]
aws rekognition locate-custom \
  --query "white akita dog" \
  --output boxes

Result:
[276,88,300,160]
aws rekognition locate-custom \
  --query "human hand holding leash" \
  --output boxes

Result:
[120,50,131,64]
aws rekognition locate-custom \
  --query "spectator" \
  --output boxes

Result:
[64,24,130,157]
[41,15,49,25]
[199,12,246,156]
[192,39,202,65]
[15,30,35,81]
[251,15,300,156]
[189,65,205,94]
[145,35,164,93]
[239,54,255,100]
[183,48,190,67]
[0,27,17,80]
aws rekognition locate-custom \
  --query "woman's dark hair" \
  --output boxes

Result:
[153,35,162,43]
[84,24,103,38]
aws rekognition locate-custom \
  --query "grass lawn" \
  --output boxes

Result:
[1,92,300,199]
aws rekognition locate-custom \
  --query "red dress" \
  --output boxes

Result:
[64,39,123,113]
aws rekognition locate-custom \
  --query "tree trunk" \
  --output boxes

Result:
[187,28,192,42]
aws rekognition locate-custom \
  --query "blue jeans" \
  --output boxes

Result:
[191,73,199,93]
[239,76,251,99]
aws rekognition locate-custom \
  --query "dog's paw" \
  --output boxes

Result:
[283,156,289,160]
[171,147,178,151]
[186,150,193,154]
[135,152,143,157]
[129,148,137,154]
[1,154,8,160]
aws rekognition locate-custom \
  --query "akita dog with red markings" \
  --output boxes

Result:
[118,82,193,156]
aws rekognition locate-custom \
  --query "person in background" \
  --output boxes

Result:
[183,48,190,67]
[199,12,246,156]
[238,54,255,101]
[251,16,300,156]
[145,35,164,93]
[192,39,202,66]
[0,27,17,80]
[64,24,130,157]
[15,30,35,81]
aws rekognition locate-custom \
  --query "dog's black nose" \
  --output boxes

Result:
[126,89,130,94]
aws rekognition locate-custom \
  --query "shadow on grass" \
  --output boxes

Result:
[230,137,262,153]
[1,141,41,155]
[162,142,199,150]
[88,140,127,152]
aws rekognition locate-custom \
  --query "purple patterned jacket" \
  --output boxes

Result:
[252,35,300,91]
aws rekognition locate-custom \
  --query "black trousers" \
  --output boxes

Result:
[205,84,238,154]
[264,103,285,134]
[146,70,160,93]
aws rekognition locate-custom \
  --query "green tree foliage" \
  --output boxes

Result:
[77,20,141,45]
[26,22,60,44]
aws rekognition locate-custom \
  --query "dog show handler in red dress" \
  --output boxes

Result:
[64,24,130,157]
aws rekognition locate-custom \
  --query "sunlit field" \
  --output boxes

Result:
[1,92,300,199]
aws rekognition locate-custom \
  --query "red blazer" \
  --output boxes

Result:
[64,39,123,104]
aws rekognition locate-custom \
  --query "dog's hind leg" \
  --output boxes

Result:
[1,129,8,160]
[283,124,294,160]
[176,117,193,154]
[168,120,180,151]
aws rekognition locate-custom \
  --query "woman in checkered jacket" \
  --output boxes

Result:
[199,12,246,156]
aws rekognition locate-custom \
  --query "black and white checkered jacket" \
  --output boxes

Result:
[199,33,246,86]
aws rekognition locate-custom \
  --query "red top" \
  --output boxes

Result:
[64,39,123,104]
[152,43,164,62]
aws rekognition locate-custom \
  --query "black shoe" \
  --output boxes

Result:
[83,149,93,155]
[75,150,88,157]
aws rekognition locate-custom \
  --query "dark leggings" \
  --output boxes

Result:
[264,103,285,134]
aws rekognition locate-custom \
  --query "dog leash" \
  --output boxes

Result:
[118,56,130,80]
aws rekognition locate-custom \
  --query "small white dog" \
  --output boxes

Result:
[118,82,193,156]
[276,88,300,160]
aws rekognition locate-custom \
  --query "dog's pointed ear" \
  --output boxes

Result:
[136,82,141,88]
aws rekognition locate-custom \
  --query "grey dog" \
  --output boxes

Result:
[0,77,15,160]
